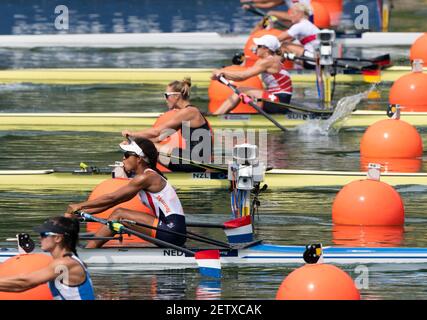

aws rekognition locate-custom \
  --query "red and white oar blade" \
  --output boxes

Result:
[223,215,254,244]
[195,250,221,278]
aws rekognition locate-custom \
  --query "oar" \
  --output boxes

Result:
[158,151,228,173]
[336,54,391,68]
[124,134,228,173]
[121,219,231,249]
[286,54,380,72]
[217,76,288,133]
[76,211,221,278]
[244,5,289,29]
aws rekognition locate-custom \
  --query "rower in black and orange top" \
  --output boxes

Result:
[212,34,293,114]
[66,138,186,248]
[122,78,212,172]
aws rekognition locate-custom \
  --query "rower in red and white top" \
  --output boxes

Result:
[278,3,319,69]
[211,34,293,115]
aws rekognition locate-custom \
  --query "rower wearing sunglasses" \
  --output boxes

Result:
[0,216,95,300]
[277,3,319,70]
[122,78,212,172]
[66,138,187,249]
[211,34,293,114]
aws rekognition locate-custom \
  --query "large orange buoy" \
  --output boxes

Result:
[0,254,53,300]
[332,224,404,247]
[311,1,331,28]
[360,119,423,158]
[276,264,360,300]
[410,33,427,63]
[360,157,421,173]
[389,64,427,111]
[243,29,283,67]
[86,178,154,244]
[208,65,263,114]
[315,0,343,26]
[332,179,405,226]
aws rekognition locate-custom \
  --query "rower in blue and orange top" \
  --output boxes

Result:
[212,34,293,114]
[66,138,187,248]
[122,78,213,172]
[277,3,320,69]
[0,217,95,300]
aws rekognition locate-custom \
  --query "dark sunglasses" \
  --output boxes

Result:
[40,232,60,238]
[123,151,138,159]
[257,45,269,49]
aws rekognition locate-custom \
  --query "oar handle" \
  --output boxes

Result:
[75,211,196,256]
[121,219,231,249]
[245,5,288,29]
[217,76,288,133]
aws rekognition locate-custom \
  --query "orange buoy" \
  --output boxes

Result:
[276,263,360,300]
[311,1,331,28]
[0,254,53,300]
[86,178,154,243]
[410,33,427,63]
[332,179,404,226]
[360,119,423,158]
[389,64,427,111]
[208,65,263,114]
[332,224,404,247]
[243,29,283,67]
[360,156,421,173]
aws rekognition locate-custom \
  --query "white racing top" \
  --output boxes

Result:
[287,18,319,52]
[138,169,184,221]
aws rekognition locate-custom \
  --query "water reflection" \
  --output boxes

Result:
[332,225,405,247]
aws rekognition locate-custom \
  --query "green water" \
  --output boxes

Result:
[1,47,427,299]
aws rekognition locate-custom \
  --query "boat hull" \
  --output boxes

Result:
[2,169,427,191]
[2,111,427,132]
[2,244,427,266]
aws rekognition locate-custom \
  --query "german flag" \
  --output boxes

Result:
[362,68,381,83]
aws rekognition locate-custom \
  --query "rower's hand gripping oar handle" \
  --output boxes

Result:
[74,211,222,278]
[244,5,288,29]
[217,76,288,133]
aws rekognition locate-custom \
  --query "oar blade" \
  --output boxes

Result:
[373,54,391,67]
[223,216,254,244]
[195,249,221,278]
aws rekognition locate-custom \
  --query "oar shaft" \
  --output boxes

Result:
[77,211,196,256]
[186,222,225,228]
[218,76,287,132]
[121,219,231,249]
[158,151,227,173]
[185,230,231,248]
[292,55,376,71]
[121,225,196,256]
[245,5,288,29]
